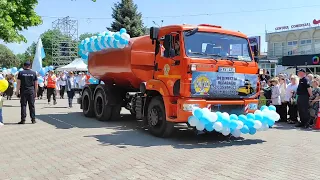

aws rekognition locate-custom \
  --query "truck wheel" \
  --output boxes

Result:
[94,90,112,121]
[147,96,175,137]
[82,88,94,117]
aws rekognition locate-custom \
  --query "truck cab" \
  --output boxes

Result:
[148,24,259,124]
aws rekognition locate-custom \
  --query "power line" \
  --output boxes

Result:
[40,4,320,20]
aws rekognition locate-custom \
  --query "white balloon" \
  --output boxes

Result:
[97,36,105,49]
[261,124,269,131]
[108,36,115,48]
[254,110,262,115]
[91,41,97,52]
[214,122,223,132]
[253,120,262,129]
[222,112,230,120]
[221,127,230,136]
[236,121,244,129]
[202,108,211,114]
[121,33,130,41]
[84,38,90,43]
[269,111,280,121]
[208,112,218,122]
[231,129,241,137]
[189,117,199,127]
[196,121,205,131]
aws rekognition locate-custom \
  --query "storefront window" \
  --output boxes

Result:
[300,39,312,54]
[273,42,284,56]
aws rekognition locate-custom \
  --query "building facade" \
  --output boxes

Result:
[266,21,320,74]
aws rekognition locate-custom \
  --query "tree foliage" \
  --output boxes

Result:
[79,32,99,41]
[110,0,145,37]
[0,44,20,67]
[0,0,42,43]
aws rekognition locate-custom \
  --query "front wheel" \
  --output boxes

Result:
[147,96,174,137]
[82,88,94,117]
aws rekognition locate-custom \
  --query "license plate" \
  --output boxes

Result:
[218,67,235,73]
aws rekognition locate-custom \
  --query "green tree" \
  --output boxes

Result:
[0,44,20,67]
[79,32,99,41]
[0,0,42,43]
[110,0,145,37]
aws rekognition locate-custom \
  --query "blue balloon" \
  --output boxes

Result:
[78,43,84,50]
[229,120,238,130]
[81,54,88,60]
[246,113,255,120]
[238,114,247,122]
[260,105,268,111]
[11,67,17,73]
[249,128,256,135]
[261,116,270,124]
[48,66,54,71]
[19,68,23,72]
[246,119,255,128]
[120,28,127,34]
[38,77,44,83]
[2,68,6,70]
[216,112,223,120]
[193,108,203,119]
[114,32,121,40]
[268,105,276,111]
[119,38,128,45]
[87,42,93,52]
[240,125,250,134]
[39,68,45,76]
[219,118,230,128]
[45,66,49,72]
[107,37,112,48]
[113,40,119,48]
[255,113,263,121]
[94,39,101,51]
[267,119,275,126]
[199,117,210,125]
[230,114,238,121]
[205,123,214,132]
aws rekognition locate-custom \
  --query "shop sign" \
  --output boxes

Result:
[275,23,311,31]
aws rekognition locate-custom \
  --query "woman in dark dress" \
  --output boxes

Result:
[5,74,14,100]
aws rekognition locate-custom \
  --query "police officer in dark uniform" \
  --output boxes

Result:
[16,61,38,124]
[296,69,312,128]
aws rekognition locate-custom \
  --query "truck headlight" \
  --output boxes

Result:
[190,64,197,71]
[248,103,258,110]
[183,104,199,111]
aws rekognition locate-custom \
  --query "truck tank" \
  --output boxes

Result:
[88,35,155,90]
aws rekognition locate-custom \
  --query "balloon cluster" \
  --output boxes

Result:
[39,66,54,76]
[1,67,20,75]
[78,28,130,64]
[188,105,280,137]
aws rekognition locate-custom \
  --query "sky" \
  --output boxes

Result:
[1,0,320,54]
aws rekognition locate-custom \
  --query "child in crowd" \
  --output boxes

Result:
[258,90,266,109]
[270,79,281,119]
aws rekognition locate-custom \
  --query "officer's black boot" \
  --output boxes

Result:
[18,120,25,124]
[31,119,36,124]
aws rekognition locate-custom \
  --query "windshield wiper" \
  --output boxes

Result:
[185,28,199,36]
[189,52,220,62]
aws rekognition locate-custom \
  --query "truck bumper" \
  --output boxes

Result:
[168,98,258,123]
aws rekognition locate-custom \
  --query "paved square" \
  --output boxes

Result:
[0,98,319,180]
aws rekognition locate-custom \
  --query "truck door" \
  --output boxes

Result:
[155,32,182,96]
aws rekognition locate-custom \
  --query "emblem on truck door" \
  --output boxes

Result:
[164,64,170,76]
[193,75,211,95]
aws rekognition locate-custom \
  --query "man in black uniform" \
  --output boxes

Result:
[16,61,38,124]
[296,69,312,128]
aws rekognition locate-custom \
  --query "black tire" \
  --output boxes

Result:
[94,90,112,121]
[147,96,174,137]
[82,88,94,117]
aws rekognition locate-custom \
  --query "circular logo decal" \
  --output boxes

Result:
[193,75,211,95]
[164,64,170,76]
[312,56,319,64]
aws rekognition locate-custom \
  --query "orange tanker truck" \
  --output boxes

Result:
[78,24,260,137]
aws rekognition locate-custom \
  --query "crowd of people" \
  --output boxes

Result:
[259,69,319,129]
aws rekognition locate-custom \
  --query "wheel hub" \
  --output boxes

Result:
[149,108,159,126]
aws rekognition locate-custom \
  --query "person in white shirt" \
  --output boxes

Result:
[285,75,299,124]
[37,73,45,99]
[278,76,287,122]
[59,72,67,99]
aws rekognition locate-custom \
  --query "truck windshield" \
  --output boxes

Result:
[184,32,253,61]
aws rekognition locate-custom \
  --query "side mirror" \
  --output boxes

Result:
[150,27,159,40]
[254,57,259,63]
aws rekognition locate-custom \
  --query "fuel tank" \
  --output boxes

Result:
[88,36,155,89]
